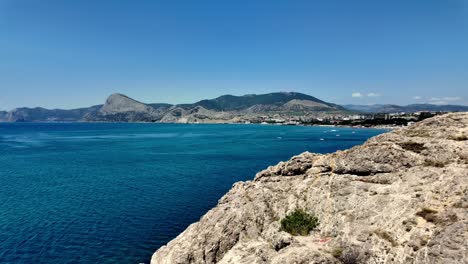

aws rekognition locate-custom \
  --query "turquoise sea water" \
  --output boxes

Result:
[0,123,385,263]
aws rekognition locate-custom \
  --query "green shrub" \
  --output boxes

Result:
[280,209,319,236]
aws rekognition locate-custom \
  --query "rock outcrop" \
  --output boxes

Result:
[83,93,171,122]
[99,93,155,114]
[151,112,468,264]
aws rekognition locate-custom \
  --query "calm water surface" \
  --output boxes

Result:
[0,123,385,263]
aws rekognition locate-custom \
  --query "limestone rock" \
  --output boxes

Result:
[151,112,468,264]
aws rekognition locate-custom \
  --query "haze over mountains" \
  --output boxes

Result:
[344,104,468,114]
[1,92,467,122]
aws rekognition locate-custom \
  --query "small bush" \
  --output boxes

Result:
[280,209,319,236]
[337,248,363,264]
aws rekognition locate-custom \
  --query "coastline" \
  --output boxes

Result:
[151,112,468,264]
[0,120,398,130]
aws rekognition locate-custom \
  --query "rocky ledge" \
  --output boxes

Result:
[151,113,468,264]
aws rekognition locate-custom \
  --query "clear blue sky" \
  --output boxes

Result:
[1,0,467,110]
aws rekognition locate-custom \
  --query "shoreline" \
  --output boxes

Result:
[0,120,397,130]
[151,112,468,264]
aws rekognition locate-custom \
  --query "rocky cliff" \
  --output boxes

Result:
[151,112,468,264]
[82,93,170,122]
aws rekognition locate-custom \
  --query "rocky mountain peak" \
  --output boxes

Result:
[100,93,154,114]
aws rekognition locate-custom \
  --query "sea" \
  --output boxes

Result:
[0,123,385,263]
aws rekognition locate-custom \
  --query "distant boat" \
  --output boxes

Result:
[320,138,324,141]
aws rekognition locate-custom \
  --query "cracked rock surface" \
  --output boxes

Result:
[151,113,468,264]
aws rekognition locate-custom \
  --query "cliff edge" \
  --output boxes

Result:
[152,112,468,264]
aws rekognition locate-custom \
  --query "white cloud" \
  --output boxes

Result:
[413,96,422,100]
[352,92,382,98]
[442,96,462,101]
[430,96,462,102]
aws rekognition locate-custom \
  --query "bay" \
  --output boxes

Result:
[0,123,385,263]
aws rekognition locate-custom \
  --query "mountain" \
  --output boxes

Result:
[0,111,7,121]
[100,93,155,114]
[344,104,468,113]
[83,93,171,122]
[152,112,468,264]
[1,105,101,122]
[190,92,343,111]
[83,92,346,123]
[0,92,342,123]
[404,104,468,112]
[343,104,405,113]
[3,92,467,123]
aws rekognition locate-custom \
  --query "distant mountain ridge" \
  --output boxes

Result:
[0,92,346,122]
[188,92,341,111]
[1,105,102,122]
[82,92,346,123]
[344,104,468,113]
[1,92,467,122]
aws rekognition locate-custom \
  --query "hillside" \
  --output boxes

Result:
[3,93,468,123]
[190,92,343,111]
[82,93,170,122]
[152,112,468,264]
[344,104,468,113]
[0,92,346,122]
[0,105,101,122]
[83,92,346,123]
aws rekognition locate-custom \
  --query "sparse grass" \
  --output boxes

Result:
[424,159,446,168]
[280,209,319,236]
[405,129,431,138]
[353,177,392,185]
[374,229,398,247]
[399,142,425,153]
